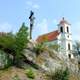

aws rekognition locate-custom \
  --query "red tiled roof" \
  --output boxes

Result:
[36,30,60,43]
[0,32,7,36]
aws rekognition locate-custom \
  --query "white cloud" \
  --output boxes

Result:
[72,21,80,40]
[33,4,40,9]
[0,22,13,32]
[26,1,40,10]
[26,1,33,6]
[33,19,49,39]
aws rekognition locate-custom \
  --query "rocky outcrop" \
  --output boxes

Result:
[23,45,79,74]
[0,50,12,69]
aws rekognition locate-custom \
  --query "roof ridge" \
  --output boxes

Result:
[36,30,60,43]
[39,30,58,37]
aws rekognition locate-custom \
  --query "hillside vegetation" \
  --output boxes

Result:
[0,23,80,80]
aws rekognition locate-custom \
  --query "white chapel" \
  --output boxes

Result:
[36,17,73,58]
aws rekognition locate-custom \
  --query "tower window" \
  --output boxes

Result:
[67,26,69,33]
[68,43,70,50]
[60,26,63,33]
[68,35,69,38]
[68,54,71,58]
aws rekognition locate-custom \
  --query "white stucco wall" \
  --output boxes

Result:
[57,22,73,58]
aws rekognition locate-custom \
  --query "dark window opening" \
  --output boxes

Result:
[67,26,69,33]
[68,54,71,58]
[68,43,70,50]
[68,35,69,38]
[60,27,63,33]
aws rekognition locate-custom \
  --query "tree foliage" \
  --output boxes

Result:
[0,22,29,67]
[73,41,80,55]
[15,23,29,57]
[13,23,29,66]
[0,32,15,53]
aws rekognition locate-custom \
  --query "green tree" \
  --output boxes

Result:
[0,32,15,53]
[73,41,80,55]
[0,23,29,67]
[14,22,29,66]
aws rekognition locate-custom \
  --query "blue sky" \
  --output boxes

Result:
[0,0,80,40]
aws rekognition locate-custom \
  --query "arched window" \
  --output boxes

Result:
[68,54,71,58]
[68,43,70,50]
[60,26,63,33]
[67,26,69,33]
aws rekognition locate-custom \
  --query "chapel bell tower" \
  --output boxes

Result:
[58,17,73,58]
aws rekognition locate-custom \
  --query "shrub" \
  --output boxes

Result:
[47,68,69,80]
[12,75,20,80]
[48,44,60,52]
[34,43,46,56]
[25,68,35,79]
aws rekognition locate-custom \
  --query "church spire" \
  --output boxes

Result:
[58,17,71,26]
[62,17,64,20]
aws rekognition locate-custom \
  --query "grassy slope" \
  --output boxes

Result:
[0,66,80,80]
[0,67,46,80]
